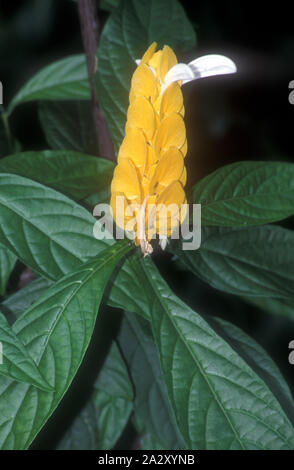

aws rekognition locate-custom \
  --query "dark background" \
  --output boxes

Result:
[0,0,293,449]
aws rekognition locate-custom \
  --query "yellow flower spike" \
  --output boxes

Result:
[126,96,155,141]
[140,42,157,64]
[147,181,185,226]
[160,82,184,119]
[110,191,124,229]
[148,50,163,74]
[152,94,163,114]
[109,45,238,254]
[156,180,186,210]
[180,138,188,158]
[129,63,159,103]
[159,45,178,82]
[155,112,186,155]
[179,166,187,187]
[179,104,185,118]
[149,147,184,194]
[146,143,157,167]
[154,181,186,238]
[110,43,192,256]
[110,44,238,254]
[110,191,136,231]
[111,158,141,202]
[118,127,147,173]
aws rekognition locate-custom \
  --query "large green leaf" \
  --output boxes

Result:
[1,277,52,321]
[0,173,151,324]
[96,0,196,151]
[172,225,294,299]
[193,161,294,226]
[8,55,90,114]
[93,341,133,449]
[58,340,133,450]
[0,245,16,297]
[3,276,133,450]
[118,312,185,450]
[0,112,17,158]
[100,0,121,12]
[0,173,110,280]
[57,401,99,450]
[39,101,99,156]
[0,241,132,449]
[0,151,114,200]
[211,317,294,424]
[244,296,294,322]
[139,257,294,449]
[108,254,151,321]
[0,312,52,391]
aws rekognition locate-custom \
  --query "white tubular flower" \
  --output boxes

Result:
[159,236,168,251]
[162,54,237,93]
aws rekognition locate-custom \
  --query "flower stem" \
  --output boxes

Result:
[77,0,114,160]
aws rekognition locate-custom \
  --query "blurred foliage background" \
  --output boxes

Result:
[0,0,294,449]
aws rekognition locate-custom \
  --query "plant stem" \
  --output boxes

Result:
[77,0,114,160]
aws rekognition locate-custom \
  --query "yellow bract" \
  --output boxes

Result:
[110,42,188,255]
[118,127,146,173]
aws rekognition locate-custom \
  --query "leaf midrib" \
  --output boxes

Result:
[10,242,129,449]
[125,314,183,448]
[141,260,246,450]
[0,184,100,280]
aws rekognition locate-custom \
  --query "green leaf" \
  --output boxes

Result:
[83,189,111,208]
[57,401,99,450]
[0,245,16,297]
[57,340,133,450]
[172,225,294,299]
[118,312,185,450]
[211,317,294,423]
[96,0,196,151]
[140,257,294,449]
[193,161,294,226]
[243,296,294,322]
[0,151,114,200]
[39,101,99,155]
[0,173,151,322]
[100,0,121,12]
[0,173,109,280]
[93,341,133,449]
[4,276,133,451]
[0,111,16,158]
[0,241,132,449]
[0,312,52,391]
[108,255,151,321]
[1,277,52,321]
[8,55,90,114]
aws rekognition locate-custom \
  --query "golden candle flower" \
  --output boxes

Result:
[110,43,236,255]
[111,42,187,255]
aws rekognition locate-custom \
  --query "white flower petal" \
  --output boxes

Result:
[159,236,168,250]
[188,54,237,79]
[135,59,141,66]
[161,63,195,94]
[164,63,195,86]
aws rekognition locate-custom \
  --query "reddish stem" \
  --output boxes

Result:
[77,0,115,160]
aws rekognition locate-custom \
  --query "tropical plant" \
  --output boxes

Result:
[0,0,293,450]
